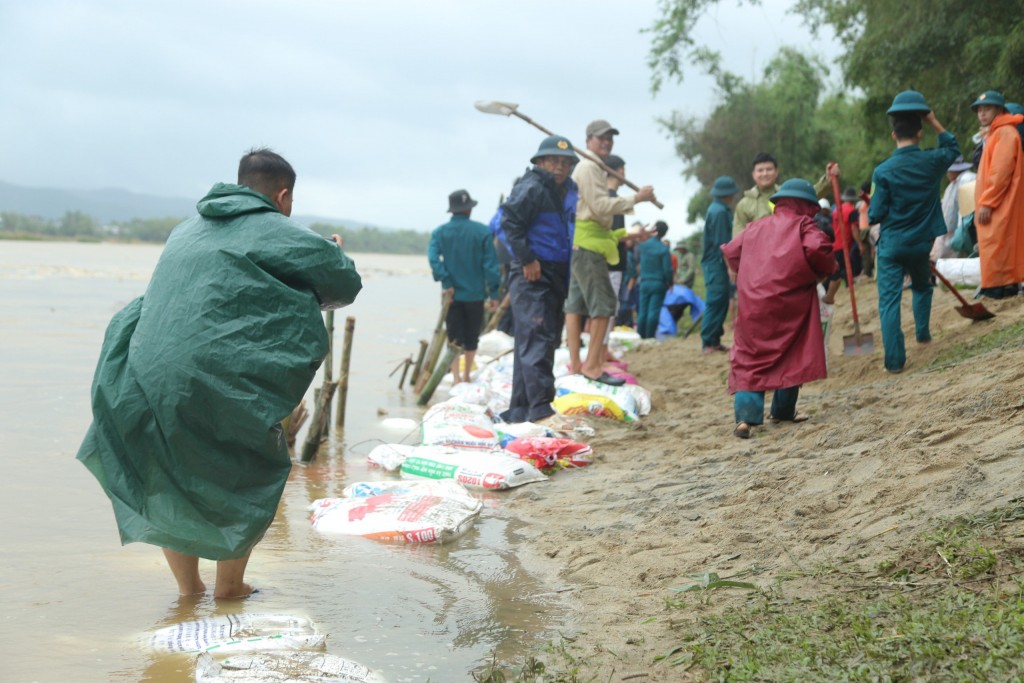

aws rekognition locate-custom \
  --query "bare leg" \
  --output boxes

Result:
[822,279,840,305]
[582,317,610,378]
[162,548,206,596]
[449,353,463,385]
[214,552,254,599]
[462,350,476,383]
[565,312,584,374]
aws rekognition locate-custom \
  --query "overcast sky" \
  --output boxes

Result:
[1,0,838,240]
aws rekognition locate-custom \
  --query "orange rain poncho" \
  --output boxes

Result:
[975,113,1024,287]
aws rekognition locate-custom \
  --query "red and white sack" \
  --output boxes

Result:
[420,400,500,450]
[309,488,482,544]
[503,436,594,469]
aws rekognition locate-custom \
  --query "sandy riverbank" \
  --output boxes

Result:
[505,281,1024,680]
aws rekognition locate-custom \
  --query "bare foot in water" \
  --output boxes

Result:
[214,583,257,600]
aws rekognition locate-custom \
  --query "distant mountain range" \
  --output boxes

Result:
[0,179,395,231]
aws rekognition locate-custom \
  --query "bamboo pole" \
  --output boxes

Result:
[417,343,460,406]
[482,293,510,334]
[299,381,336,464]
[334,316,356,430]
[414,297,451,393]
[397,357,412,389]
[409,339,429,387]
[321,310,335,438]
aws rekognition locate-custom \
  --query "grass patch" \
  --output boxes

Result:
[929,319,1024,368]
[658,501,1024,681]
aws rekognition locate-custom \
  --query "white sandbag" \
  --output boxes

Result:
[495,421,553,447]
[936,257,982,287]
[367,443,418,472]
[476,330,515,358]
[400,448,547,490]
[195,651,388,683]
[341,478,478,507]
[145,614,324,654]
[309,488,482,543]
[553,347,573,378]
[622,384,652,416]
[608,329,641,354]
[446,381,491,406]
[555,375,639,418]
[420,400,499,450]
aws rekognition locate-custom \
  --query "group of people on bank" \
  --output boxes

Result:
[699,87,1024,438]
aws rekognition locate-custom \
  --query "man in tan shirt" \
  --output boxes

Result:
[566,119,657,384]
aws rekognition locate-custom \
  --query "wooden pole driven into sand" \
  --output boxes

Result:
[334,316,356,430]
[417,343,460,406]
[299,381,336,464]
[415,297,452,394]
[409,339,429,387]
[321,310,335,438]
[397,357,412,389]
[482,293,510,334]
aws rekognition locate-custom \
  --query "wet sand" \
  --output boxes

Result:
[505,281,1024,679]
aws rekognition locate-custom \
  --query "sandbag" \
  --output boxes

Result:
[495,421,554,447]
[936,257,982,286]
[194,651,388,683]
[367,443,418,472]
[400,449,547,490]
[503,437,593,469]
[145,614,325,654]
[420,401,499,450]
[446,381,491,406]
[555,375,639,418]
[341,478,478,505]
[552,393,631,422]
[309,488,481,544]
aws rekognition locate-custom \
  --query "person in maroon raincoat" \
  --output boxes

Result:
[722,178,837,439]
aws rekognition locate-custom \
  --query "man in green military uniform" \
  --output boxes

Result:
[869,90,959,373]
[673,240,696,289]
[77,149,363,598]
[701,176,741,353]
[733,152,839,233]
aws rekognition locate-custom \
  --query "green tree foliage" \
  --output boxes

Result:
[796,0,1024,139]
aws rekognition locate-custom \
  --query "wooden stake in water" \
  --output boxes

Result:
[415,297,452,394]
[417,343,460,407]
[321,310,335,438]
[300,381,335,464]
[335,316,356,430]
[410,339,429,387]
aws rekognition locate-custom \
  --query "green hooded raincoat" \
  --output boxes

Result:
[76,183,362,560]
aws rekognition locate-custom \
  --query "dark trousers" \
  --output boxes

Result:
[638,281,665,339]
[876,249,932,372]
[701,260,729,348]
[501,263,567,423]
[734,387,800,425]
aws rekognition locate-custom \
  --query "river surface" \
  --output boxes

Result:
[0,241,565,682]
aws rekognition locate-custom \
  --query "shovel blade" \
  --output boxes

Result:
[955,304,995,321]
[474,100,519,116]
[842,331,875,355]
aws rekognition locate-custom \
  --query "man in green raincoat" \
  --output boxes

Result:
[77,149,362,598]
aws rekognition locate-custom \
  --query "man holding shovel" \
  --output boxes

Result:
[869,90,960,373]
[566,119,657,385]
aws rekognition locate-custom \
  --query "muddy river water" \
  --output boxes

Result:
[0,241,566,682]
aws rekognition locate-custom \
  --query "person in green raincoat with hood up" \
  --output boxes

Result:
[77,148,362,599]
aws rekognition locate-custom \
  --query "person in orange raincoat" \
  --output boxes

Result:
[973,89,1024,299]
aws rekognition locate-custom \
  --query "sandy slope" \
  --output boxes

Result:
[508,281,1024,680]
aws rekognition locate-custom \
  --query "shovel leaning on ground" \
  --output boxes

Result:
[930,264,995,320]
[831,175,875,355]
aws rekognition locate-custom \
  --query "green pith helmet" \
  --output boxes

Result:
[770,178,819,205]
[971,90,1006,111]
[710,175,741,198]
[886,90,931,115]
[531,135,578,164]
[1007,102,1024,116]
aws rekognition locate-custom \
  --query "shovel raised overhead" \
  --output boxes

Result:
[474,100,664,209]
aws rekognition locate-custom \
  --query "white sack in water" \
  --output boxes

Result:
[194,651,388,683]
[145,614,324,654]
[420,400,499,450]
[400,448,547,490]
[367,443,418,472]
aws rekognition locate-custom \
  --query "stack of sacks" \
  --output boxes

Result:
[552,375,651,422]
[309,479,483,544]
